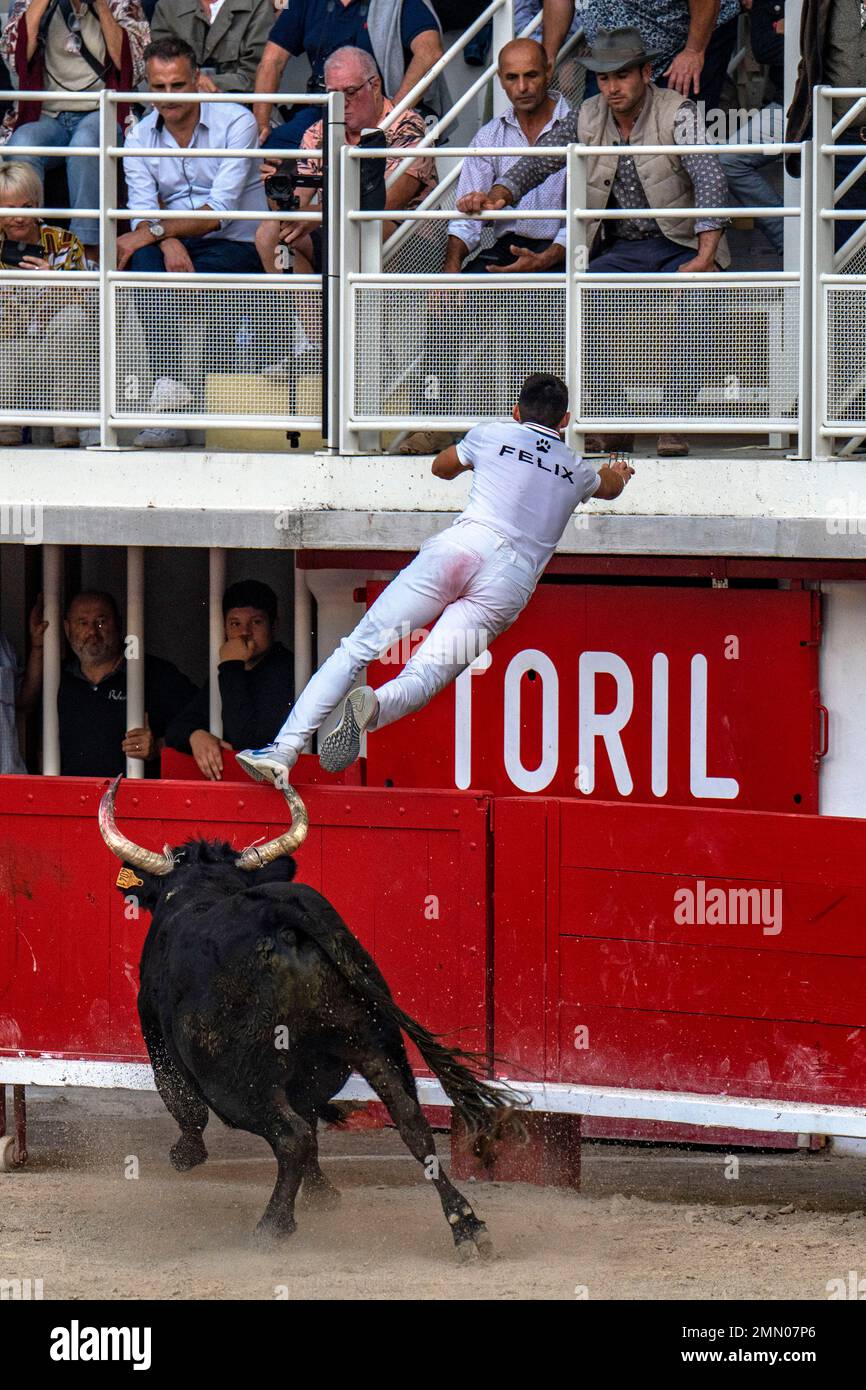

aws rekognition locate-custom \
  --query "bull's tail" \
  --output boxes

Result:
[257,885,528,1138]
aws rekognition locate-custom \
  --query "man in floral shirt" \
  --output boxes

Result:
[538,0,741,111]
[255,44,436,277]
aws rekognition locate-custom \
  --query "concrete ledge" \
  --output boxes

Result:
[1,450,865,556]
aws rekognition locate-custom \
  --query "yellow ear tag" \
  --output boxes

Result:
[116,867,144,889]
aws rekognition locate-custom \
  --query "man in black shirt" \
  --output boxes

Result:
[59,591,196,778]
[165,579,294,780]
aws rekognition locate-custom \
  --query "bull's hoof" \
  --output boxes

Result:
[452,1207,494,1263]
[254,1214,297,1241]
[300,1180,341,1211]
[170,1132,208,1172]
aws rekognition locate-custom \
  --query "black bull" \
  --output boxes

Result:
[98,777,524,1259]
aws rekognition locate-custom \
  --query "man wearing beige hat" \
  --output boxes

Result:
[458,26,732,458]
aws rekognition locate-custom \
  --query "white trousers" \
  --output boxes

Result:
[274,520,538,759]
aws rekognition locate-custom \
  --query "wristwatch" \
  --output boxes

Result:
[147,220,166,241]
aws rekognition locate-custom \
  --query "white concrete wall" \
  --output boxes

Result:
[819,583,866,819]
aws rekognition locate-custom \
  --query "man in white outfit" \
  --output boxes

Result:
[237,374,634,784]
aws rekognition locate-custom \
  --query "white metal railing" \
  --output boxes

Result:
[341,137,809,454]
[812,86,866,456]
[0,78,858,459]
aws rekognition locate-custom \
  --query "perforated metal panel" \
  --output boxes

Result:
[579,284,800,421]
[827,284,866,423]
[352,283,567,418]
[112,282,322,417]
[0,280,99,415]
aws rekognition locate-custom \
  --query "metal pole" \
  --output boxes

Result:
[491,0,514,117]
[339,140,366,453]
[41,545,62,776]
[324,91,345,452]
[125,546,145,779]
[208,548,226,737]
[813,91,834,460]
[293,556,313,753]
[98,90,119,447]
[568,148,587,454]
[794,141,813,459]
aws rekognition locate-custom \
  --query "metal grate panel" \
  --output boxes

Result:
[113,283,322,417]
[827,284,866,423]
[352,283,567,418]
[0,280,99,415]
[580,284,800,420]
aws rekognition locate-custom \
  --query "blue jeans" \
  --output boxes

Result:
[588,233,695,273]
[264,107,321,154]
[128,235,262,376]
[718,105,784,256]
[8,109,106,246]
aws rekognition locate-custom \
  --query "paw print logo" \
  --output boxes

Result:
[536,438,551,452]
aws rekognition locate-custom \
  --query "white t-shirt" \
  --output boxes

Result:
[454,418,601,576]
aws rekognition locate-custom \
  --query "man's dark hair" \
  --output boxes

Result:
[143,36,199,70]
[222,580,278,623]
[65,590,121,624]
[517,373,569,428]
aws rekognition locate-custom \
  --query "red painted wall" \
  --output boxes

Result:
[0,778,490,1072]
[364,583,822,813]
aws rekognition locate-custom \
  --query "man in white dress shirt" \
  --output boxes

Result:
[444,38,568,277]
[117,35,266,446]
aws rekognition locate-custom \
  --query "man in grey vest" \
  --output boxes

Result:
[457,27,732,457]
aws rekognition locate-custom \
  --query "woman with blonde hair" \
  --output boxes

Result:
[0,159,93,447]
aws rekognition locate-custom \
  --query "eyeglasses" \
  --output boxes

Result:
[337,76,375,99]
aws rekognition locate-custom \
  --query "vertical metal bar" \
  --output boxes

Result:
[567,146,586,454]
[813,90,834,460]
[125,546,145,779]
[209,548,226,737]
[98,91,118,447]
[324,90,345,451]
[782,0,803,273]
[339,142,361,453]
[293,555,313,752]
[491,0,514,117]
[12,1087,26,1166]
[41,545,62,776]
[794,141,813,459]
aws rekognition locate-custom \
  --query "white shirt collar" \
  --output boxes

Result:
[501,91,570,138]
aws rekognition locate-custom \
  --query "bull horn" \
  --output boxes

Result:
[235,780,308,870]
[97,775,175,877]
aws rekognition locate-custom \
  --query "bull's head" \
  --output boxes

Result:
[97,775,309,878]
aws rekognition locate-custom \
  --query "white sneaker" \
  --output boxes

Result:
[319,687,379,773]
[236,744,295,786]
[133,427,190,449]
[147,377,194,412]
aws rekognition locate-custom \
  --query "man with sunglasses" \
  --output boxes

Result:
[252,0,444,154]
[255,45,435,278]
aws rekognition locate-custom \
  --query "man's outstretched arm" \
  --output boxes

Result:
[432,446,473,479]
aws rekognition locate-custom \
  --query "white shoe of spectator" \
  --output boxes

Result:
[147,377,194,411]
[133,427,190,449]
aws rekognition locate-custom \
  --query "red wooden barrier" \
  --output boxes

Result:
[0,777,491,1073]
[494,797,866,1109]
